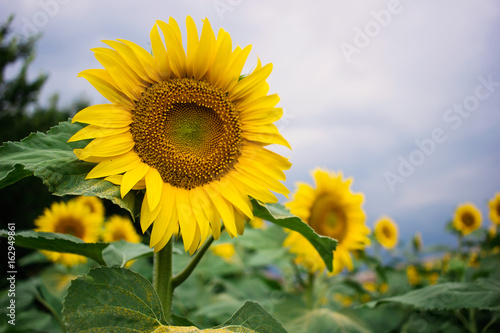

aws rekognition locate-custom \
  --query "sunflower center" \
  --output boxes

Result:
[496,203,500,217]
[112,230,127,242]
[131,78,241,190]
[382,226,392,239]
[461,212,475,227]
[309,194,347,242]
[54,218,84,239]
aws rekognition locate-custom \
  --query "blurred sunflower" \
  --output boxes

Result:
[406,265,420,286]
[102,215,142,243]
[489,193,500,225]
[452,203,482,236]
[283,169,370,274]
[34,201,102,266]
[69,17,291,254]
[374,216,398,250]
[211,243,236,262]
[73,195,105,220]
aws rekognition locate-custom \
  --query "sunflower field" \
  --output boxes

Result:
[1,13,500,333]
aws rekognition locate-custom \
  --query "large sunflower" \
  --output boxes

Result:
[374,216,398,250]
[283,169,370,274]
[69,17,290,254]
[34,201,103,266]
[452,202,482,236]
[489,193,500,225]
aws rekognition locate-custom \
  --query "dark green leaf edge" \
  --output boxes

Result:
[251,199,337,272]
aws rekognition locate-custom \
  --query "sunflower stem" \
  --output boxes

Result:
[305,272,316,310]
[172,236,215,288]
[153,239,173,323]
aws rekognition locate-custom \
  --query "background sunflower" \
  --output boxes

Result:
[283,168,370,275]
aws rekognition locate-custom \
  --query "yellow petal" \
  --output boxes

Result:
[73,149,108,163]
[189,189,211,246]
[150,183,177,247]
[86,151,141,179]
[176,188,197,251]
[156,19,186,78]
[235,163,289,197]
[229,63,273,101]
[203,185,237,237]
[78,69,135,109]
[117,39,162,83]
[121,163,150,198]
[145,168,163,212]
[240,107,283,125]
[244,131,291,149]
[71,104,132,128]
[231,172,278,203]
[208,29,232,89]
[219,45,251,93]
[216,178,253,219]
[103,40,152,83]
[149,24,170,79]
[237,94,280,112]
[68,125,129,142]
[93,51,143,101]
[185,16,199,79]
[79,132,134,159]
[193,18,215,80]
[140,190,162,233]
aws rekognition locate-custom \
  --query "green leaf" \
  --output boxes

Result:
[216,301,288,333]
[283,308,371,333]
[102,240,154,267]
[62,266,165,332]
[366,278,500,311]
[251,199,337,272]
[0,120,137,216]
[0,230,108,265]
[62,267,287,332]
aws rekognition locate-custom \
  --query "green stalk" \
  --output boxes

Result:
[305,272,316,310]
[153,239,174,323]
[172,236,215,288]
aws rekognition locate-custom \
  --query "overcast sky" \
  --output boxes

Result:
[2,0,499,248]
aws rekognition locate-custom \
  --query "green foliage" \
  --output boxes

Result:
[0,230,153,266]
[62,267,288,333]
[0,120,138,217]
[251,199,337,272]
[367,278,500,311]
[63,267,166,332]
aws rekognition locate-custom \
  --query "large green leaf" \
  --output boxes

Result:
[62,267,286,333]
[0,230,153,266]
[251,199,337,272]
[0,230,108,265]
[0,120,136,216]
[62,266,165,332]
[366,278,500,311]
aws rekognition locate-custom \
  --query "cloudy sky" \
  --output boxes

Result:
[2,0,499,247]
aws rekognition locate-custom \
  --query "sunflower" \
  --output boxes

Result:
[34,201,102,266]
[283,169,370,274]
[102,215,142,243]
[374,216,398,250]
[72,195,105,220]
[69,17,291,254]
[489,193,500,225]
[406,265,420,286]
[452,202,482,236]
[211,243,236,262]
